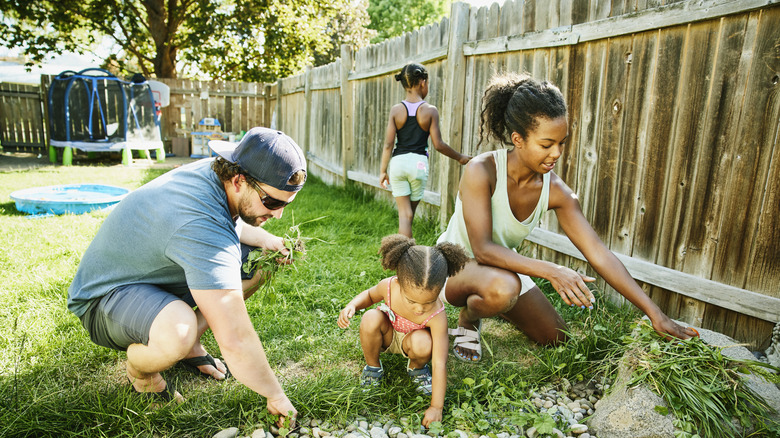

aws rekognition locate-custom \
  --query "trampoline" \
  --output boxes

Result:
[10,184,129,216]
[47,68,165,166]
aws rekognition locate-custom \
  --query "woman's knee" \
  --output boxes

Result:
[480,273,523,312]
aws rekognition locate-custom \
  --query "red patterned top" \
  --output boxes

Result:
[378,276,444,334]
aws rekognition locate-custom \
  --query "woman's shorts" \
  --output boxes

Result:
[78,243,259,351]
[388,153,428,201]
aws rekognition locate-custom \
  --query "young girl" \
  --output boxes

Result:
[338,234,468,427]
[379,62,471,238]
[437,72,698,362]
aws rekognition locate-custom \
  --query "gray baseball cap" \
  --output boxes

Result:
[209,127,307,192]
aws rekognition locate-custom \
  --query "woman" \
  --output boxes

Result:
[437,73,697,362]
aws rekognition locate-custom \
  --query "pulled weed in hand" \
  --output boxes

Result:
[243,215,327,293]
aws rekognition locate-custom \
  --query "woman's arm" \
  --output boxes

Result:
[424,105,470,164]
[337,278,389,328]
[423,310,448,426]
[551,177,696,339]
[380,106,401,189]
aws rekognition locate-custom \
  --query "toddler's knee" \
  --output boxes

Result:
[406,331,432,361]
[359,309,387,331]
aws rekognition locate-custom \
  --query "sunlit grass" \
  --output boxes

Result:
[1,162,774,437]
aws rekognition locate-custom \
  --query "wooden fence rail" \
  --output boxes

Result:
[1,0,778,348]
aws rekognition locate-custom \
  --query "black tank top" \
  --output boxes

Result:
[393,101,429,157]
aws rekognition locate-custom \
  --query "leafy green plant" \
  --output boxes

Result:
[624,320,780,438]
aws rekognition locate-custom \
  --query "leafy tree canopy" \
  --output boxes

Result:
[0,0,374,82]
[367,0,450,43]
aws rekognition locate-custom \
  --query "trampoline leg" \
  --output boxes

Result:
[156,147,165,163]
[49,145,57,164]
[63,147,73,166]
[122,148,131,166]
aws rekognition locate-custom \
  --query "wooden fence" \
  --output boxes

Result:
[273,0,780,349]
[0,82,47,151]
[0,0,777,348]
[0,76,273,156]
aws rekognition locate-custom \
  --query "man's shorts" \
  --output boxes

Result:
[439,272,536,305]
[78,243,258,351]
[388,153,428,201]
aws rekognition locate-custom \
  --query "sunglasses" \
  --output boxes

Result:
[245,177,292,210]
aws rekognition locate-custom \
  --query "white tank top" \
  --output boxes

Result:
[437,148,550,256]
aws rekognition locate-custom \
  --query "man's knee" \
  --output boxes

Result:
[148,301,199,357]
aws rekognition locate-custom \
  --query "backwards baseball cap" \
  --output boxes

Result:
[209,127,307,192]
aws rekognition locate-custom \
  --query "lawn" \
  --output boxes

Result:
[0,161,774,438]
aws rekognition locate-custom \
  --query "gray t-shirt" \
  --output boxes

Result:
[67,158,243,317]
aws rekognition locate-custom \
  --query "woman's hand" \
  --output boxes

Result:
[422,406,442,427]
[380,172,389,189]
[338,304,356,328]
[458,154,472,165]
[548,264,596,308]
[650,314,700,340]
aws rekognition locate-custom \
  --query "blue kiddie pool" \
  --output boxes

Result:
[10,184,129,216]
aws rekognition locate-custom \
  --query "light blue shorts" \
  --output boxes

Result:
[388,153,428,201]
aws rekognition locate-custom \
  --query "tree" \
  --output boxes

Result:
[367,0,450,43]
[0,0,373,81]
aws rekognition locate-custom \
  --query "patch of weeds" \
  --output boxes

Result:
[444,368,569,436]
[624,320,780,438]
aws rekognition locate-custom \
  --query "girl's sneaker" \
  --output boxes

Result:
[360,362,384,388]
[407,363,433,396]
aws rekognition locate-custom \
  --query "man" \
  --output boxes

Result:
[68,127,306,423]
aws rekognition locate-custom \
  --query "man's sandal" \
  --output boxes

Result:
[407,363,433,396]
[360,361,384,387]
[448,320,482,363]
[179,354,231,379]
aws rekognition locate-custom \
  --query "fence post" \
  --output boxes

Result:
[439,1,470,227]
[275,81,283,131]
[340,44,354,185]
[303,65,313,158]
[264,83,272,128]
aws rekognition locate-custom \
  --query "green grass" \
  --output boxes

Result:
[0,162,774,437]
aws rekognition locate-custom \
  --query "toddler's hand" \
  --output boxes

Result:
[338,305,356,328]
[422,406,442,427]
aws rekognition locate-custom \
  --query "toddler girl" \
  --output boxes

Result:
[338,234,468,426]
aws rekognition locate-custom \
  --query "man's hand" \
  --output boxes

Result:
[267,394,297,428]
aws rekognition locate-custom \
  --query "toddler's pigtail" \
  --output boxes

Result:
[379,234,416,272]
[434,242,469,277]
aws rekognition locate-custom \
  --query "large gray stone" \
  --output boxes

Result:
[588,320,780,438]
